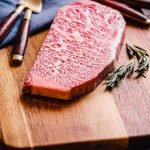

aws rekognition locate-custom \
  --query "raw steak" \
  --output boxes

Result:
[23,0,126,100]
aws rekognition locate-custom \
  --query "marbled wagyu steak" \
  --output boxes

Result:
[23,0,126,100]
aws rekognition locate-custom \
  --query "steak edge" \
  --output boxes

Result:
[23,0,126,100]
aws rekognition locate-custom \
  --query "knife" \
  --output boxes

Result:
[97,0,150,24]
[0,4,25,45]
[12,0,42,65]
[117,0,150,9]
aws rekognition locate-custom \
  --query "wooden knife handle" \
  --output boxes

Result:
[0,5,24,45]
[97,0,149,24]
[117,0,150,9]
[13,9,32,65]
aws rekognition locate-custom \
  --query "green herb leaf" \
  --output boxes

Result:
[135,56,149,75]
[126,43,149,76]
[134,45,149,57]
[105,61,135,90]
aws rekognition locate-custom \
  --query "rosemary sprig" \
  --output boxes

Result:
[126,43,149,76]
[105,60,135,90]
[135,56,149,77]
[127,43,149,58]
[134,45,149,57]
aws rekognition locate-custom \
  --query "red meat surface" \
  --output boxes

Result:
[23,0,126,100]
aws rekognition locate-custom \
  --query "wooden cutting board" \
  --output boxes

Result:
[0,21,150,150]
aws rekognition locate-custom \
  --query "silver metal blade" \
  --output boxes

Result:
[19,0,42,13]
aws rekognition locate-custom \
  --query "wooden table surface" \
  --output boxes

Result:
[0,21,150,150]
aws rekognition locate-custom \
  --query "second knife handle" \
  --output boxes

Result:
[13,9,32,65]
[118,0,150,9]
[98,0,149,24]
[0,5,24,45]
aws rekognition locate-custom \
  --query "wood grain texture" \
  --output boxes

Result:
[112,23,150,150]
[0,23,149,149]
